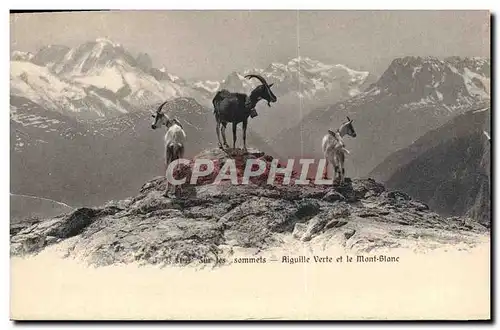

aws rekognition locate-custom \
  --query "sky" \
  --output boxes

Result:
[10,10,490,80]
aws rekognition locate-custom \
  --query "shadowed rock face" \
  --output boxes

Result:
[10,149,489,268]
[371,107,491,226]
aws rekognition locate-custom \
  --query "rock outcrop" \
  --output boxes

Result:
[10,148,489,267]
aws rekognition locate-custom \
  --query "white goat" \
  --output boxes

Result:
[321,117,357,184]
[151,101,187,197]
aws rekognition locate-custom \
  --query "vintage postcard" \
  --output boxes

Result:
[9,10,491,320]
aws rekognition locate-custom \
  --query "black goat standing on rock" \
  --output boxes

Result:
[212,74,277,151]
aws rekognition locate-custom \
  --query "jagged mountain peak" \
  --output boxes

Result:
[10,37,210,117]
[53,39,135,76]
[10,38,376,122]
[31,44,71,68]
[391,55,441,65]
[214,58,373,99]
[384,55,490,74]
[372,55,490,104]
[286,56,320,66]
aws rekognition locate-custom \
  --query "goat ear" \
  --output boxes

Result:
[346,116,351,122]
[328,129,335,135]
[268,83,274,88]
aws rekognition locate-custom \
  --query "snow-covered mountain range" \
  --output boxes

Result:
[364,55,490,109]
[10,37,375,124]
[274,56,491,177]
[194,57,373,99]
[11,38,201,118]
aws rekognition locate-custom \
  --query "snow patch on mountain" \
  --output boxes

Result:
[89,91,128,114]
[192,80,221,94]
[10,61,87,113]
[462,68,490,99]
[73,66,125,93]
[167,73,180,82]
[95,37,121,48]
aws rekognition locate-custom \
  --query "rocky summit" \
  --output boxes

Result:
[10,149,489,268]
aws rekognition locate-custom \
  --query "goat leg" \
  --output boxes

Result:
[221,123,229,149]
[242,120,248,152]
[174,184,182,198]
[174,148,185,197]
[322,158,329,180]
[334,163,339,184]
[216,120,223,149]
[232,122,238,150]
[164,171,170,198]
[164,148,173,197]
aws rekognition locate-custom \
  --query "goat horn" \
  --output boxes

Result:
[245,74,272,89]
[157,101,169,113]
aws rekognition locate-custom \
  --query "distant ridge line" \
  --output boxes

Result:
[10,193,73,209]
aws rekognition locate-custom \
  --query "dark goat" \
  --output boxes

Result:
[212,74,277,150]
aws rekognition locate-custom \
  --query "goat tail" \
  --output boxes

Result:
[212,91,222,114]
[167,142,184,162]
[212,90,230,110]
[212,97,223,119]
